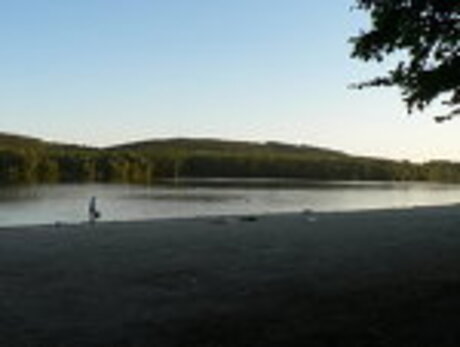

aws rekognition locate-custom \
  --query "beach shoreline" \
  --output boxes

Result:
[2,200,460,231]
[1,205,460,346]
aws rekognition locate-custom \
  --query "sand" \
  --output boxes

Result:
[1,205,460,346]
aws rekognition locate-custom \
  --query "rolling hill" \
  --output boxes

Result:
[0,132,459,184]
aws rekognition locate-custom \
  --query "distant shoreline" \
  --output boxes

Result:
[2,133,460,185]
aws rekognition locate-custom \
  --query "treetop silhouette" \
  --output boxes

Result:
[350,0,459,122]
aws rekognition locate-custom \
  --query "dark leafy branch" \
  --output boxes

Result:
[351,0,459,120]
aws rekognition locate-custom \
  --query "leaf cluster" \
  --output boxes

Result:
[351,0,459,119]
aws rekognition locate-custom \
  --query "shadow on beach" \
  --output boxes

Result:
[1,205,460,346]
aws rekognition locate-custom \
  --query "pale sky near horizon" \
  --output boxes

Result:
[1,0,458,162]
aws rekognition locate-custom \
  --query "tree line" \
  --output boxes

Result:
[1,135,460,185]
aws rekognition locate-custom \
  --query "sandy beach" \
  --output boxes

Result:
[1,205,460,346]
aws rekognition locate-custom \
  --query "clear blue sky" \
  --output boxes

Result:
[0,0,458,161]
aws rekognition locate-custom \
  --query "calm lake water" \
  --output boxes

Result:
[1,180,460,226]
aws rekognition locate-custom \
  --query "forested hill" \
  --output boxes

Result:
[1,133,460,184]
[109,138,348,160]
[0,132,47,149]
[0,132,95,153]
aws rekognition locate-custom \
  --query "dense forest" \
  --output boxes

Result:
[1,132,460,185]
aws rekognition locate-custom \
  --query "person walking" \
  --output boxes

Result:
[88,196,100,224]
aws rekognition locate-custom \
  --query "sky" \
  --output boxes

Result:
[0,0,458,162]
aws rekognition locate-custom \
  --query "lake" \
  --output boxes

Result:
[1,180,460,226]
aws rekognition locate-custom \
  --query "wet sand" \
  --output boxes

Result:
[1,205,460,346]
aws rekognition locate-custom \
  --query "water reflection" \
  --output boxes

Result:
[128,192,245,203]
[158,178,406,190]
